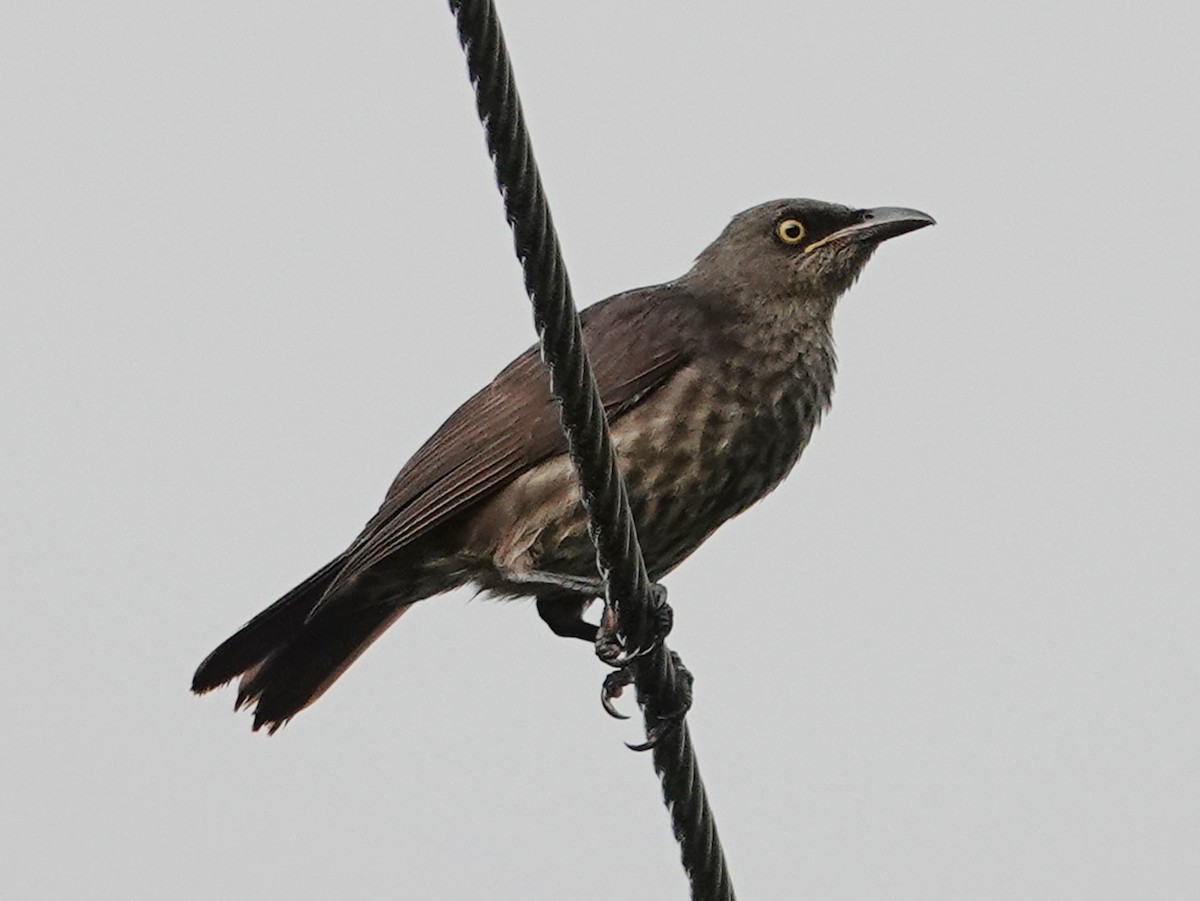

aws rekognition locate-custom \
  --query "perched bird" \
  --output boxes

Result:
[192,198,934,731]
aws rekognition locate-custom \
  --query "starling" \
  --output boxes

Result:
[192,198,934,731]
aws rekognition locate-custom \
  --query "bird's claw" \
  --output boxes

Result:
[626,731,665,753]
[601,667,635,720]
[625,658,694,751]
[594,583,673,668]
[601,650,695,751]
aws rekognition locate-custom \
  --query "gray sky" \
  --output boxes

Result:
[4,2,1198,899]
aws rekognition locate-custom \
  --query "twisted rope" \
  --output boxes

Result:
[446,3,734,898]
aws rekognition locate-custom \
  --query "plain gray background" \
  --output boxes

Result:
[3,2,1198,898]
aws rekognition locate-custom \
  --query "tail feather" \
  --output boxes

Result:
[191,557,344,695]
[192,555,413,732]
[237,603,409,733]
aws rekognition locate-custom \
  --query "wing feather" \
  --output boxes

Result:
[327,285,714,594]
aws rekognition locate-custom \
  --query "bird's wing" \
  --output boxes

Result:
[327,286,709,593]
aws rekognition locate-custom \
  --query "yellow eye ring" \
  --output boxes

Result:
[776,218,806,245]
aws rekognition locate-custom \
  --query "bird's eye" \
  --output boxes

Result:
[776,218,806,245]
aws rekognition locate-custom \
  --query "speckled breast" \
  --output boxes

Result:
[526,336,832,585]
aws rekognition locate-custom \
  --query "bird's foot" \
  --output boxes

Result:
[600,666,635,720]
[591,582,691,749]
[594,582,672,668]
[601,649,694,751]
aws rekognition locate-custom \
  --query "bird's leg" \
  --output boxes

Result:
[534,590,691,750]
[503,568,609,597]
[501,568,605,642]
[535,592,598,643]
[503,566,669,637]
[499,566,609,642]
[509,568,672,659]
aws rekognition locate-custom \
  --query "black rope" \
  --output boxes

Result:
[446,3,734,899]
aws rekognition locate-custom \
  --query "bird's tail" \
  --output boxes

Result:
[191,557,410,732]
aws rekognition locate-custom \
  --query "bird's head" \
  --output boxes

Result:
[686,198,934,317]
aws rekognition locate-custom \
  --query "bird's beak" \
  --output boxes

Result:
[804,207,936,253]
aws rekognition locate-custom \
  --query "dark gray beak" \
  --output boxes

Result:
[805,206,935,252]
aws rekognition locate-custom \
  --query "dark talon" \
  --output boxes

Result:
[624,650,695,752]
[626,711,684,752]
[601,668,635,719]
[604,697,630,720]
[626,712,683,752]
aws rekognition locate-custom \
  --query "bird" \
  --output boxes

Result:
[192,198,934,732]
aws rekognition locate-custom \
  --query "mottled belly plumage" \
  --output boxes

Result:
[465,352,827,591]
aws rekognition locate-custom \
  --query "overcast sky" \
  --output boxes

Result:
[4,2,1198,899]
